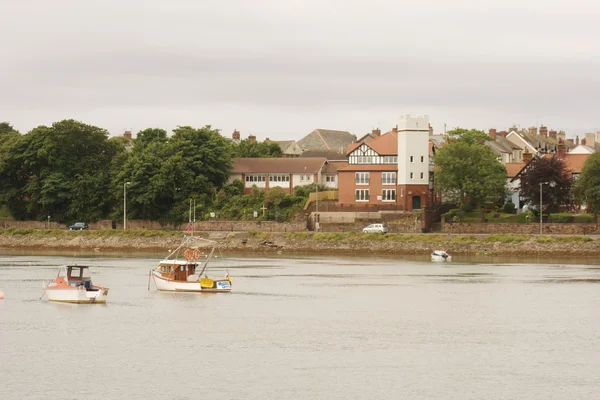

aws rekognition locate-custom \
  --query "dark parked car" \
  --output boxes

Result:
[68,222,89,231]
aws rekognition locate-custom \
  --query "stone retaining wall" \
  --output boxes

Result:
[442,221,600,235]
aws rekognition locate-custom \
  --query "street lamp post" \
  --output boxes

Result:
[123,181,131,230]
[315,172,319,232]
[539,181,556,235]
[539,182,543,235]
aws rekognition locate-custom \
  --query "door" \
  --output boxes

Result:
[412,196,421,210]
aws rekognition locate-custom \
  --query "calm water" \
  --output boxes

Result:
[1,253,599,400]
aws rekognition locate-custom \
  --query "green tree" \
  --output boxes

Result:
[0,119,122,222]
[231,139,282,158]
[0,122,19,144]
[572,153,600,214]
[134,128,168,150]
[519,156,572,214]
[112,125,233,222]
[434,128,507,221]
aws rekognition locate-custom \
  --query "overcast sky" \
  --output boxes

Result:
[1,0,599,140]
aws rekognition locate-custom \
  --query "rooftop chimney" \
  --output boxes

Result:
[539,126,548,137]
[372,128,381,137]
[557,139,566,158]
[498,130,507,137]
[123,130,132,140]
[566,138,574,146]
[528,126,537,135]
[248,135,256,143]
[392,125,398,133]
[576,135,579,146]
[232,129,240,140]
[489,128,497,139]
[549,130,557,139]
[523,149,533,161]
[581,138,586,146]
[265,138,271,142]
[585,132,595,148]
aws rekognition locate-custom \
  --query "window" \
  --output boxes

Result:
[355,172,370,185]
[300,175,304,182]
[326,175,335,182]
[421,156,424,162]
[355,189,370,202]
[382,189,396,202]
[420,172,424,179]
[410,156,414,163]
[381,172,396,185]
[410,172,414,179]
[382,156,398,164]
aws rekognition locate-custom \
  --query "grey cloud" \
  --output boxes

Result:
[1,0,599,137]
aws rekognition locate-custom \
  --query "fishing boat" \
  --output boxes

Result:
[431,250,452,262]
[43,265,109,304]
[149,236,232,293]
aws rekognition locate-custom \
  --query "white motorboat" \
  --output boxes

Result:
[150,236,232,293]
[43,265,109,304]
[431,250,452,262]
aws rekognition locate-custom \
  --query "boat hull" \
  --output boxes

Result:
[45,287,109,304]
[151,271,231,293]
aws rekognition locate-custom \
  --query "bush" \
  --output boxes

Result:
[503,202,516,214]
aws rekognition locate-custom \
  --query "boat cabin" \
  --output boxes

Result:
[157,261,200,282]
[66,266,95,290]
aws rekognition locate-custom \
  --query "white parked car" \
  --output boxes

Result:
[362,223,389,234]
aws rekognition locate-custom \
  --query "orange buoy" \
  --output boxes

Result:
[193,249,201,260]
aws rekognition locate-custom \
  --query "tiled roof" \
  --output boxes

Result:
[275,140,294,152]
[367,131,397,155]
[337,164,398,172]
[505,162,527,178]
[300,149,348,160]
[545,154,590,174]
[346,131,397,156]
[323,161,347,173]
[232,157,327,174]
[297,129,356,153]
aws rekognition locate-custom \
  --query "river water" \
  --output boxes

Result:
[1,252,599,400]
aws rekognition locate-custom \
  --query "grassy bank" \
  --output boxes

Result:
[1,228,598,257]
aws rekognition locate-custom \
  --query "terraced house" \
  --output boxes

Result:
[337,115,435,210]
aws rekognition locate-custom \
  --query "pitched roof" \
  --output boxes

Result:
[505,162,527,178]
[555,154,589,174]
[346,131,397,156]
[232,157,327,174]
[297,129,356,153]
[322,161,347,173]
[367,131,397,155]
[300,149,348,160]
[274,140,294,152]
[337,164,398,172]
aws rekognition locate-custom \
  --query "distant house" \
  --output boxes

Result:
[274,140,303,158]
[229,157,329,193]
[337,115,434,210]
[569,144,596,154]
[297,129,356,154]
[509,142,590,209]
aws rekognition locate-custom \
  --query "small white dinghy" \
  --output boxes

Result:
[431,250,452,262]
[43,265,109,304]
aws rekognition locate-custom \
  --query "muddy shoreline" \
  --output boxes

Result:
[1,231,600,258]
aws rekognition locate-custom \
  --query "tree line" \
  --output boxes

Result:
[0,120,287,224]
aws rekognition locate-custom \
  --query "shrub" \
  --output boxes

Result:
[503,202,516,214]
